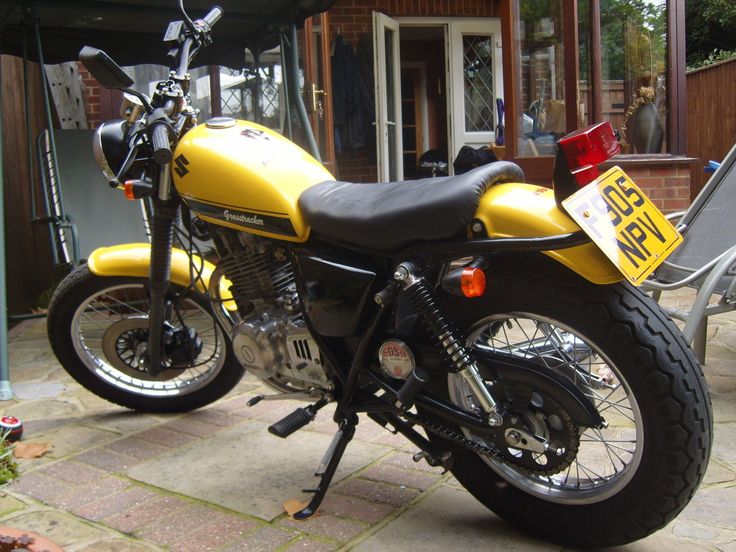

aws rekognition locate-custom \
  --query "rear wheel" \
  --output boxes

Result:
[431,255,712,547]
[48,264,244,412]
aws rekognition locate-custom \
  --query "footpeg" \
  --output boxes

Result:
[268,398,328,439]
[413,449,454,472]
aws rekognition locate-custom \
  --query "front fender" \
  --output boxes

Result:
[87,243,235,309]
[475,183,622,284]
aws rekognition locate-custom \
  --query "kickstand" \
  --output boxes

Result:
[293,414,357,520]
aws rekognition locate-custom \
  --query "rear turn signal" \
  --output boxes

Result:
[442,267,486,298]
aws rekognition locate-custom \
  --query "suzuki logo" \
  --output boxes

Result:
[174,155,190,177]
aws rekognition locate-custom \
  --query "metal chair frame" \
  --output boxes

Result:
[643,143,736,362]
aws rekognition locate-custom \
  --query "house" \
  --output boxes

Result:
[0,0,696,313]
[189,0,694,212]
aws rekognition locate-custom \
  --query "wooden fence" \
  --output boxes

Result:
[1,55,55,314]
[686,57,736,198]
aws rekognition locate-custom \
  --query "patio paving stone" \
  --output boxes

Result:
[0,509,113,548]
[280,512,368,542]
[75,447,140,472]
[126,420,390,521]
[1,286,735,551]
[73,486,160,522]
[351,485,557,552]
[333,478,420,508]
[133,425,200,448]
[103,494,191,534]
[358,463,443,491]
[103,436,170,460]
[75,538,164,551]
[220,525,296,552]
[281,537,339,552]
[318,494,396,524]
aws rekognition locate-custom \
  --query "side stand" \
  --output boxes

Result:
[293,414,357,520]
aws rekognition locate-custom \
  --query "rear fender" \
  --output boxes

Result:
[474,183,622,284]
[87,243,236,309]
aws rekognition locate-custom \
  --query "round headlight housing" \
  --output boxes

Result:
[93,120,129,184]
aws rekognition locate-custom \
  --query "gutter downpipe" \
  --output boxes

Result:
[0,40,14,400]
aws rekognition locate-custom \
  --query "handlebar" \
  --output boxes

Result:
[201,6,223,29]
[175,6,224,78]
[150,123,173,165]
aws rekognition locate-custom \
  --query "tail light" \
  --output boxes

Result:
[553,121,620,204]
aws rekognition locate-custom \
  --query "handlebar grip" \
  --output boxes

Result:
[202,6,223,29]
[150,123,172,165]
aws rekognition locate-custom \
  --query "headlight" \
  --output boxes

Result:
[93,120,129,184]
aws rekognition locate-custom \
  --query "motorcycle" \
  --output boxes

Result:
[46,2,712,547]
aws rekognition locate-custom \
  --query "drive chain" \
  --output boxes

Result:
[402,411,580,478]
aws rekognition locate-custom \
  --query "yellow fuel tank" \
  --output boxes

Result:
[173,119,334,242]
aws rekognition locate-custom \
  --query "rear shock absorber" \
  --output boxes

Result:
[394,262,504,427]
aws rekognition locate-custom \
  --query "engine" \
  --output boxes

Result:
[211,231,331,394]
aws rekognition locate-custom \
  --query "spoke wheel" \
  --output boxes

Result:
[48,265,244,412]
[450,314,643,504]
[424,254,711,547]
[71,283,223,395]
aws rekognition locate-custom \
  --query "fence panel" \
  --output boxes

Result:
[687,58,736,198]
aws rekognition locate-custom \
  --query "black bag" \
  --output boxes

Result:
[453,145,497,174]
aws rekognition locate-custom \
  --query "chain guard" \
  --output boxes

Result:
[404,410,579,478]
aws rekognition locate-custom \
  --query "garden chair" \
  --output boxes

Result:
[642,143,736,363]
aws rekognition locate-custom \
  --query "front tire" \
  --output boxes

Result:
[47,264,244,412]
[433,255,712,548]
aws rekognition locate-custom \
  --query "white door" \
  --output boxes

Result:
[448,20,503,162]
[373,12,403,182]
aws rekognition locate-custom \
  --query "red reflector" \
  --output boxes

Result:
[460,268,486,298]
[123,181,136,200]
[558,121,620,187]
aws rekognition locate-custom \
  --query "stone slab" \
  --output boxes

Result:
[712,423,736,470]
[0,508,112,548]
[126,420,389,521]
[352,485,557,552]
[12,382,66,400]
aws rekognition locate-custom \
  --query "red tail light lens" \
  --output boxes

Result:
[557,121,620,187]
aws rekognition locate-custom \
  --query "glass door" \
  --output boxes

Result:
[373,12,403,182]
[448,20,504,163]
[303,13,336,173]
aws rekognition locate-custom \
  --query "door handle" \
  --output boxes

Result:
[308,83,327,114]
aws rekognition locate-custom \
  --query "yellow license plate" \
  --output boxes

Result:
[562,166,682,285]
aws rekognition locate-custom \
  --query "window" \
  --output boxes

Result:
[516,0,567,157]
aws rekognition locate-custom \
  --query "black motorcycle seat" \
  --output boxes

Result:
[298,161,525,251]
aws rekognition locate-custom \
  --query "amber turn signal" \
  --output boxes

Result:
[460,267,486,298]
[123,181,136,200]
[441,266,486,298]
[123,179,153,200]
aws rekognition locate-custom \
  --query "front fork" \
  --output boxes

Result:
[146,164,179,376]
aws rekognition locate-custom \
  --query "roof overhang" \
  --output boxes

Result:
[0,0,335,68]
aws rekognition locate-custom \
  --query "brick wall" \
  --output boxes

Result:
[78,65,102,128]
[330,0,500,46]
[329,0,501,182]
[601,157,697,213]
[623,166,692,213]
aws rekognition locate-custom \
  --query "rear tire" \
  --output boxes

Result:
[432,255,712,548]
[47,264,244,412]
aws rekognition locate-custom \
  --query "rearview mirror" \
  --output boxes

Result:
[79,46,134,89]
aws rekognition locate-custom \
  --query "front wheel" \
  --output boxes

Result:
[47,264,244,412]
[432,255,712,548]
